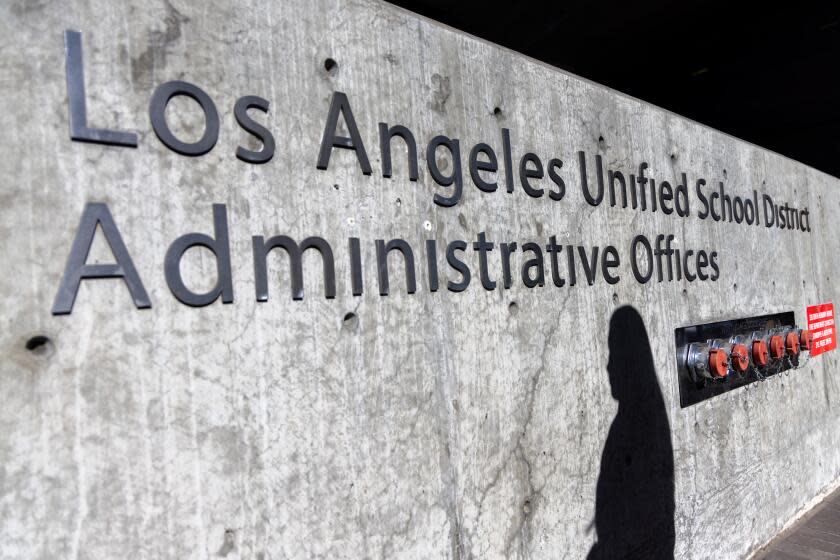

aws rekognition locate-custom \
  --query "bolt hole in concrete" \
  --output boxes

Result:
[343,312,359,331]
[598,135,605,143]
[25,335,53,356]
[508,301,519,315]
[493,106,502,116]
[217,529,235,557]
[324,57,338,75]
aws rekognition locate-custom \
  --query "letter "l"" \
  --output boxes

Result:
[64,30,137,147]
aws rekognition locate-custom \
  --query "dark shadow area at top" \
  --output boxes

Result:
[588,306,675,560]
[389,1,840,179]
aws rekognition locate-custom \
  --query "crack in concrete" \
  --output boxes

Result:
[476,292,570,557]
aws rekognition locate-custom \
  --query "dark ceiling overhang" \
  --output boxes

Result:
[388,1,840,178]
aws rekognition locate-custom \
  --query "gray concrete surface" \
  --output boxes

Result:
[1,0,839,558]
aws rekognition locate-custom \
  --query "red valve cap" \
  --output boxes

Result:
[769,335,785,360]
[753,340,769,367]
[731,344,749,372]
[785,331,800,355]
[709,348,729,378]
[800,329,812,351]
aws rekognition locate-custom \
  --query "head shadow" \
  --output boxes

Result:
[588,305,675,559]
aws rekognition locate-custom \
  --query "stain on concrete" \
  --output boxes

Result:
[131,0,190,87]
[430,73,451,114]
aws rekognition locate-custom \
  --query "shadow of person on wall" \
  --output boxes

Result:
[587,305,675,560]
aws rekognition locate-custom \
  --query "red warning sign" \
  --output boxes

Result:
[807,303,836,356]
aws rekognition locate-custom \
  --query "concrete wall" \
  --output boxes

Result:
[1,0,839,558]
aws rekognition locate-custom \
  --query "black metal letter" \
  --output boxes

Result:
[426,135,463,207]
[234,95,275,164]
[630,235,654,284]
[164,204,233,306]
[52,203,150,314]
[521,243,545,288]
[349,237,364,296]
[519,153,544,198]
[578,151,605,206]
[64,30,137,147]
[446,240,470,292]
[379,123,418,181]
[252,235,335,301]
[426,239,439,292]
[469,143,499,193]
[472,231,496,290]
[375,239,416,296]
[150,81,219,156]
[316,92,372,174]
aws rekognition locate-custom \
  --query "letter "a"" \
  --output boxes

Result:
[52,203,150,314]
[316,92,372,174]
